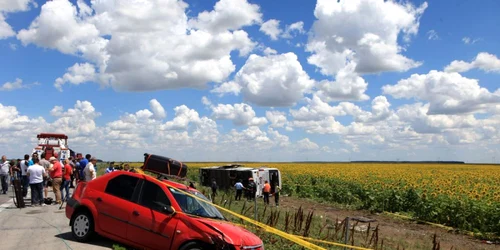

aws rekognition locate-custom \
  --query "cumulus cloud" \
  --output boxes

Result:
[259,19,281,40]
[210,81,242,96]
[188,0,262,33]
[296,138,319,151]
[49,100,102,141]
[263,47,277,55]
[0,0,36,39]
[54,63,96,91]
[149,99,166,120]
[221,52,315,107]
[306,0,426,76]
[266,110,288,128]
[210,103,267,126]
[282,21,305,39]
[444,52,500,73]
[382,70,500,115]
[315,61,370,102]
[0,78,39,91]
[17,0,260,92]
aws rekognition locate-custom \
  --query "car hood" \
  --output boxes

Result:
[195,217,263,247]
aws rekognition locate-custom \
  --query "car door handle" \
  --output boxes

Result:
[133,210,140,216]
[97,197,102,202]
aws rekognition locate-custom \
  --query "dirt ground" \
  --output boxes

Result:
[277,196,497,250]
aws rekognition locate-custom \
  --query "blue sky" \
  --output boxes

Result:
[1,0,500,162]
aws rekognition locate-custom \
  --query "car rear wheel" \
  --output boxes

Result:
[71,210,95,242]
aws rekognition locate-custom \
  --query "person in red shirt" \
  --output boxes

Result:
[48,157,63,204]
[61,159,73,201]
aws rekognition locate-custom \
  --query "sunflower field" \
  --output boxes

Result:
[180,162,500,236]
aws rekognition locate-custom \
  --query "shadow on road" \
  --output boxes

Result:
[55,232,117,249]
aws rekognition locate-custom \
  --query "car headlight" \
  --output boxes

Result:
[241,244,264,250]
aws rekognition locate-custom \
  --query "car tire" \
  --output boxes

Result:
[179,241,210,250]
[71,210,95,242]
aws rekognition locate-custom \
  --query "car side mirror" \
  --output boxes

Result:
[162,206,175,215]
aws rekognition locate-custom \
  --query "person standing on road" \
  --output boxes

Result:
[234,179,244,201]
[48,157,63,204]
[68,156,76,188]
[61,159,72,201]
[27,158,47,206]
[78,154,89,182]
[84,157,97,181]
[20,155,30,197]
[39,153,51,199]
[262,180,271,205]
[0,155,10,194]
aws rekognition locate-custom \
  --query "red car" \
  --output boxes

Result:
[66,171,264,250]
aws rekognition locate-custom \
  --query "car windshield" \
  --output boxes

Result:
[168,187,225,220]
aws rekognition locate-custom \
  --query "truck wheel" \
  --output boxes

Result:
[71,210,95,242]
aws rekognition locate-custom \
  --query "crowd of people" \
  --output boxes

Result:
[232,178,281,206]
[0,152,98,206]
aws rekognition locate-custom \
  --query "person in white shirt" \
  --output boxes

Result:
[27,158,47,206]
[84,157,97,181]
[0,155,10,194]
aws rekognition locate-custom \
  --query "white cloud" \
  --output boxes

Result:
[54,63,96,91]
[0,0,36,39]
[260,19,281,40]
[462,37,481,45]
[188,0,262,33]
[17,0,108,64]
[228,52,315,107]
[265,111,288,128]
[210,81,242,96]
[0,14,15,39]
[444,52,500,73]
[315,61,370,102]
[211,103,267,126]
[49,100,102,141]
[0,78,38,91]
[17,0,260,92]
[282,21,305,39]
[306,0,426,75]
[296,138,319,151]
[149,99,166,120]
[427,30,439,40]
[383,70,500,115]
[263,47,277,55]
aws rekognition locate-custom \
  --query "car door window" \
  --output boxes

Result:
[139,180,171,213]
[105,175,139,201]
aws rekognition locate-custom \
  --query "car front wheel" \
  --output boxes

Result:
[179,241,212,250]
[71,210,95,242]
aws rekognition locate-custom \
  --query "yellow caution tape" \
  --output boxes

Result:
[163,183,326,250]
[296,236,373,250]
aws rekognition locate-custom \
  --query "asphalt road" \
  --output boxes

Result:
[0,186,117,250]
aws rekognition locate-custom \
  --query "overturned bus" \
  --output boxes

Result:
[199,164,282,197]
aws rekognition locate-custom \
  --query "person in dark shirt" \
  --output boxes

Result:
[211,178,218,199]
